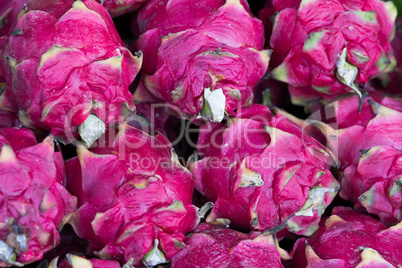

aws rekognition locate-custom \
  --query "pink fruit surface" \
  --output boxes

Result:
[96,0,147,17]
[50,254,121,268]
[171,223,288,268]
[0,128,77,267]
[269,0,397,105]
[370,17,402,94]
[0,0,28,37]
[310,94,402,223]
[189,104,339,236]
[66,125,199,267]
[135,0,271,122]
[0,0,142,145]
[0,109,19,128]
[290,206,402,268]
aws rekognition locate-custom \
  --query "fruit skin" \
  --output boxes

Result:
[0,0,28,37]
[370,17,402,94]
[0,0,142,145]
[309,94,402,224]
[0,109,19,128]
[66,125,199,267]
[0,128,77,267]
[290,206,402,268]
[96,0,147,17]
[189,104,339,236]
[269,0,397,105]
[48,254,121,268]
[135,0,271,122]
[171,223,288,268]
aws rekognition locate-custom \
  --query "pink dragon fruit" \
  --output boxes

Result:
[188,104,339,236]
[48,254,121,268]
[171,223,289,268]
[0,128,77,267]
[66,125,200,267]
[269,0,397,105]
[96,0,147,17]
[0,0,27,37]
[370,17,402,94]
[290,206,402,267]
[0,0,142,146]
[309,94,402,223]
[134,0,271,122]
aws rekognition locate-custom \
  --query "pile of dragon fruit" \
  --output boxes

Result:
[0,0,402,267]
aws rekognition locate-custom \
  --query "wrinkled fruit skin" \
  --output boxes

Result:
[310,94,402,223]
[0,0,28,37]
[0,0,142,143]
[97,0,147,17]
[135,0,270,122]
[290,207,402,268]
[189,104,339,236]
[270,0,397,105]
[50,254,121,268]
[0,128,77,267]
[66,125,199,266]
[171,223,287,268]
[370,17,402,94]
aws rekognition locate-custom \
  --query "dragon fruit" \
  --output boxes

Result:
[96,0,147,17]
[290,206,402,267]
[370,17,402,94]
[48,254,121,268]
[0,0,27,37]
[0,0,142,146]
[66,125,200,267]
[269,0,397,105]
[171,223,289,268]
[0,128,77,267]
[309,94,402,223]
[188,104,339,236]
[134,0,270,122]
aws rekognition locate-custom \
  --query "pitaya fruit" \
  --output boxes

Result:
[0,0,27,37]
[134,0,271,122]
[48,254,121,268]
[66,125,200,267]
[0,128,77,267]
[269,0,397,105]
[370,17,402,94]
[96,0,147,17]
[309,94,402,223]
[171,223,289,268]
[290,206,402,267]
[188,104,339,236]
[0,0,142,146]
